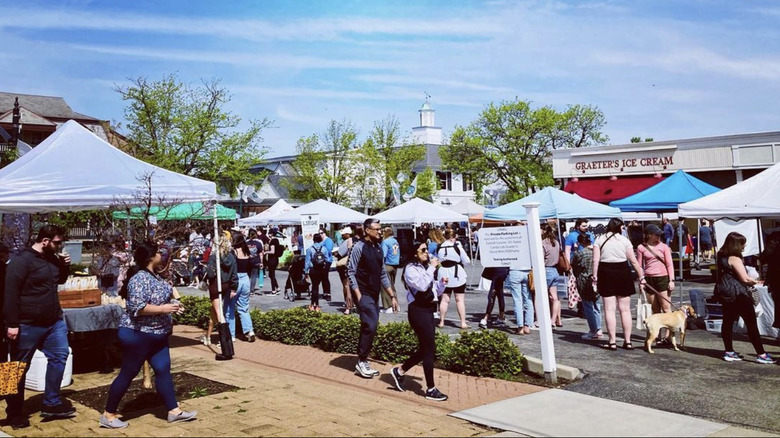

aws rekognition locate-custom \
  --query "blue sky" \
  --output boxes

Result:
[2,0,779,157]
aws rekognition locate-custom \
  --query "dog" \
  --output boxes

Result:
[643,305,697,354]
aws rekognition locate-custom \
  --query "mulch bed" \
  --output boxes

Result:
[67,372,239,414]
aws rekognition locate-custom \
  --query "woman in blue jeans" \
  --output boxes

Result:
[232,234,256,342]
[100,241,197,429]
[507,269,534,334]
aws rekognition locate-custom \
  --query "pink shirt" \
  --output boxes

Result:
[636,242,674,278]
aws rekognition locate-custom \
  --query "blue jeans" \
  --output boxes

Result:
[106,327,177,412]
[6,318,70,417]
[582,299,603,334]
[507,270,534,328]
[235,273,254,336]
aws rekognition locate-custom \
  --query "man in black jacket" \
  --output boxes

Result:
[348,218,398,378]
[4,225,75,429]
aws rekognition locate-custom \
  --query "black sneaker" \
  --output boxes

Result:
[425,387,448,401]
[41,399,76,418]
[391,366,405,392]
[4,416,30,429]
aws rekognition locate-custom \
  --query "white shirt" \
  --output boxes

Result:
[595,233,632,263]
[436,240,470,287]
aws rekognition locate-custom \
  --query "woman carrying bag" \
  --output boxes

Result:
[389,242,448,401]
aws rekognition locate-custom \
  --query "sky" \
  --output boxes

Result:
[2,0,779,158]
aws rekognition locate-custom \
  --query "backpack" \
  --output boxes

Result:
[312,246,330,272]
[436,242,463,277]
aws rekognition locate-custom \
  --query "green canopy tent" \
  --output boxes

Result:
[112,202,237,221]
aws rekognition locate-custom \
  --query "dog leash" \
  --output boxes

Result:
[641,281,681,311]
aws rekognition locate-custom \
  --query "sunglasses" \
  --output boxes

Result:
[50,239,63,245]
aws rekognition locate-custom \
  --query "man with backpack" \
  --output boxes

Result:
[305,233,332,311]
[246,229,264,294]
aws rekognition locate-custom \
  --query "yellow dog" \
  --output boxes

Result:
[643,305,697,354]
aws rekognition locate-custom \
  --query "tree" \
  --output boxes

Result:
[440,98,608,202]
[284,120,359,205]
[351,141,385,213]
[414,167,437,202]
[631,137,654,143]
[115,74,271,195]
[367,115,425,207]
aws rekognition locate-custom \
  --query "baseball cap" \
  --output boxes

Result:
[645,224,664,236]
[340,226,353,235]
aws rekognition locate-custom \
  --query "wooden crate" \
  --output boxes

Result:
[59,289,101,308]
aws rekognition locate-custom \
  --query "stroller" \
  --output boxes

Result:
[284,254,310,302]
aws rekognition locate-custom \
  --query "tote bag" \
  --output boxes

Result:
[0,361,28,396]
[636,292,653,330]
[566,274,581,309]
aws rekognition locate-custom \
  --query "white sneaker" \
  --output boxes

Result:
[384,308,395,314]
[478,319,488,329]
[198,334,211,346]
[355,361,375,378]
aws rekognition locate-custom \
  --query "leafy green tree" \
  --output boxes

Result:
[351,141,385,212]
[441,99,607,202]
[414,167,437,202]
[115,74,271,195]
[368,115,425,207]
[285,120,359,205]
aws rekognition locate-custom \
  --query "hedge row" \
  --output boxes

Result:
[175,296,524,379]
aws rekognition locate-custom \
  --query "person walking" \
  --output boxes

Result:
[202,232,238,346]
[479,267,509,329]
[99,241,197,429]
[348,218,397,378]
[381,227,401,313]
[305,232,332,311]
[336,226,355,314]
[572,234,602,340]
[266,229,282,295]
[636,224,675,345]
[541,224,563,328]
[390,242,448,401]
[718,232,775,364]
[3,225,75,429]
[662,217,674,247]
[437,228,471,329]
[699,220,714,261]
[232,234,256,342]
[593,218,646,351]
[246,229,265,294]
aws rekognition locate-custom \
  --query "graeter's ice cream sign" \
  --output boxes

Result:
[574,155,673,172]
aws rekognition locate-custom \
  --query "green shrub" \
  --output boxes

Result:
[254,307,323,345]
[434,331,455,368]
[445,330,524,378]
[317,313,360,354]
[174,296,212,329]
[372,322,420,364]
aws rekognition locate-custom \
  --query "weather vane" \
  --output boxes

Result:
[424,91,431,101]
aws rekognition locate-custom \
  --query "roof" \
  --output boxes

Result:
[609,170,721,212]
[0,92,100,122]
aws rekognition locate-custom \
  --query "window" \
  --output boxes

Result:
[436,171,451,191]
[462,174,474,191]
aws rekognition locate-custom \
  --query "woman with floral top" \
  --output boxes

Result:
[100,241,197,429]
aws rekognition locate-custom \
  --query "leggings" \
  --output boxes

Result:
[402,301,437,389]
[485,274,506,316]
[722,294,765,355]
[106,327,178,412]
[267,257,279,291]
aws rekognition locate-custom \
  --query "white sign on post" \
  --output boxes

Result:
[478,226,531,269]
[301,214,320,253]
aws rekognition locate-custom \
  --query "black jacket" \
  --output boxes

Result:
[4,247,68,327]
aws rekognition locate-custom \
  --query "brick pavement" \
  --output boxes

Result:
[0,325,543,437]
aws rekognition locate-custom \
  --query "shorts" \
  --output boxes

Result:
[443,284,467,295]
[208,280,231,301]
[596,262,636,297]
[337,265,348,281]
[700,242,712,251]
[545,267,560,289]
[645,276,670,294]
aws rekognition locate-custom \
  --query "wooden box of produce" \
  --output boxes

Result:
[59,289,102,308]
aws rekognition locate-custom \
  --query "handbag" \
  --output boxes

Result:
[0,361,28,396]
[716,272,747,303]
[636,291,653,330]
[528,270,535,292]
[556,250,571,274]
[567,273,581,309]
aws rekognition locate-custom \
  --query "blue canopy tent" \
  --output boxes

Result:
[484,187,622,221]
[609,170,720,212]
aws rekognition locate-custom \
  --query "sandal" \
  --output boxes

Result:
[600,343,618,351]
[623,342,635,350]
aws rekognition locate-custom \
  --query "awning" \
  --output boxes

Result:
[564,176,663,203]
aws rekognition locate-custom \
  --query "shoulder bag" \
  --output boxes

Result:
[556,248,571,274]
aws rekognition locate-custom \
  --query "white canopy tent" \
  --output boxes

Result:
[237,199,293,226]
[678,162,780,219]
[446,198,485,217]
[267,199,368,225]
[0,120,216,213]
[375,197,468,224]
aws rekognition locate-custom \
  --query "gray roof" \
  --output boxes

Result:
[0,92,100,121]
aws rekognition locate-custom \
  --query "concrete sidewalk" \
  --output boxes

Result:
[0,325,773,437]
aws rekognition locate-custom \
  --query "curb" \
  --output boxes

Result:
[522,356,582,381]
